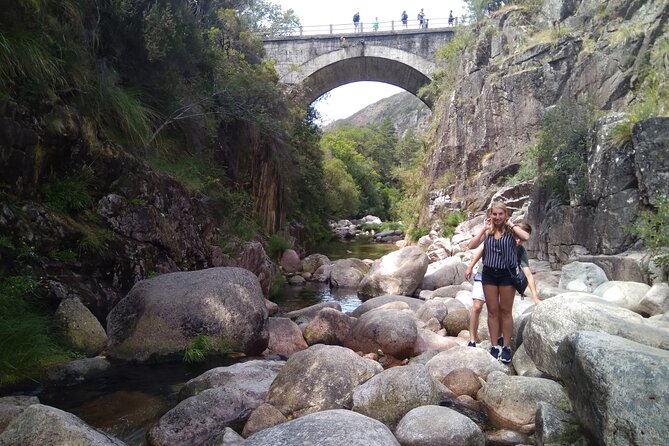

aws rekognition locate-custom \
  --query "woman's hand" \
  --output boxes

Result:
[465,266,473,280]
[484,217,493,231]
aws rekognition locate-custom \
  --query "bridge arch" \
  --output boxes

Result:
[263,30,455,109]
[293,46,434,107]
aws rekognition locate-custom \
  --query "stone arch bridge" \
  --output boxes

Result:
[263,29,455,108]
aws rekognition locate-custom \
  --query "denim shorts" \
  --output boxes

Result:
[482,266,515,286]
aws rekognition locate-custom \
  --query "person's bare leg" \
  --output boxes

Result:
[469,300,484,343]
[484,284,500,344]
[499,285,516,346]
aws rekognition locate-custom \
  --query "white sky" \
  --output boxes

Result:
[274,1,467,125]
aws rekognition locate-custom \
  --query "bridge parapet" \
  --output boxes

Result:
[267,17,462,37]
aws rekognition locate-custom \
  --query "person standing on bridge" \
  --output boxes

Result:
[448,10,454,26]
[373,17,379,32]
[401,10,408,28]
[353,12,360,32]
[417,8,425,28]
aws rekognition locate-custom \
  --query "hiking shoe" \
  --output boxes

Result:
[467,341,476,347]
[497,336,504,346]
[500,346,512,364]
[490,346,501,359]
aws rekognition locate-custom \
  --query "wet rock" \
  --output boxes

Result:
[44,357,111,386]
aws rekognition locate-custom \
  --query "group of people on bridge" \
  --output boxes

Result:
[352,9,455,32]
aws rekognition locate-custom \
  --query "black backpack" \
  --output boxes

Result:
[353,13,359,22]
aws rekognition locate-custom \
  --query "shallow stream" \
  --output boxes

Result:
[32,239,398,444]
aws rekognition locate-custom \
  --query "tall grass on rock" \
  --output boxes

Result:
[0,276,75,387]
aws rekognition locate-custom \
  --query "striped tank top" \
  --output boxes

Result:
[482,232,517,269]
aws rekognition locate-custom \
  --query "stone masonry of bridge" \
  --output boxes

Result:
[263,29,455,107]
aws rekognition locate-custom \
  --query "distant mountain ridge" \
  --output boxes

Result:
[324,91,431,136]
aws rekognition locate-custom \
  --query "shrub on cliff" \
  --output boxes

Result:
[535,99,595,204]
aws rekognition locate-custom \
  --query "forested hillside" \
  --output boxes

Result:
[325,91,431,138]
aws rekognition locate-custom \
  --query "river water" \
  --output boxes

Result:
[34,239,398,445]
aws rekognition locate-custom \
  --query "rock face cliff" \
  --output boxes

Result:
[423,0,668,271]
[0,102,277,321]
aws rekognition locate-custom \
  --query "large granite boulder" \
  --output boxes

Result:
[395,405,485,446]
[558,331,669,445]
[54,298,107,357]
[301,254,331,274]
[303,307,353,346]
[357,246,429,299]
[265,317,308,357]
[420,257,468,291]
[265,345,382,419]
[243,409,400,446]
[107,267,269,362]
[349,295,424,317]
[479,372,570,434]
[425,346,506,382]
[151,356,283,445]
[279,249,301,274]
[352,364,440,429]
[558,262,608,292]
[523,293,669,377]
[344,308,417,359]
[0,396,39,434]
[147,384,261,446]
[179,359,284,399]
[330,258,369,288]
[592,280,651,312]
[0,404,125,445]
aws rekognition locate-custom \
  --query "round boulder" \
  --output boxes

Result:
[395,405,485,446]
[344,308,417,359]
[265,344,382,419]
[357,246,429,299]
[107,267,269,362]
[54,298,107,357]
[244,409,400,446]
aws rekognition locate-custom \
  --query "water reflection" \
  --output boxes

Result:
[316,237,398,261]
[38,357,237,445]
[275,281,362,314]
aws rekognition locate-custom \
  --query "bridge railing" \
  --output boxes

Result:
[267,17,463,38]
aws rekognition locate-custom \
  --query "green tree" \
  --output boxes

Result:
[463,0,505,21]
[233,0,301,36]
[323,158,360,218]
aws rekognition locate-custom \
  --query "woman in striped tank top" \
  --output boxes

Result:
[468,202,530,364]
